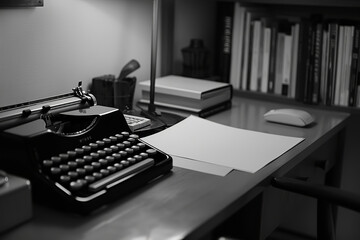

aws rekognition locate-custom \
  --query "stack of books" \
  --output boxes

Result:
[137,75,233,117]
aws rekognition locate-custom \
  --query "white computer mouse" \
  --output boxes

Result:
[264,108,314,127]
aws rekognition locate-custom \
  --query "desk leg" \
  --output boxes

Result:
[319,128,347,240]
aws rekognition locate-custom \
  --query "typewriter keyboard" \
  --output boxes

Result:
[41,132,159,197]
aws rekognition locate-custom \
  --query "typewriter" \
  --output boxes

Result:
[0,83,172,213]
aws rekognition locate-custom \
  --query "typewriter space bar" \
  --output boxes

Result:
[88,158,155,192]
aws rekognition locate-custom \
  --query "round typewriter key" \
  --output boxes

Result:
[125,148,134,154]
[146,149,157,156]
[119,151,127,157]
[75,148,84,155]
[97,150,106,157]
[105,156,115,163]
[75,158,85,166]
[131,145,140,152]
[140,152,148,159]
[123,141,131,147]
[104,147,113,154]
[98,159,108,166]
[90,152,100,160]
[127,157,136,164]
[121,131,130,137]
[50,167,61,175]
[59,164,70,172]
[110,145,119,152]
[43,160,53,167]
[76,168,86,176]
[77,179,87,186]
[100,169,110,176]
[59,153,69,161]
[137,142,146,149]
[134,155,142,162]
[116,143,125,149]
[92,172,102,179]
[82,145,91,152]
[127,138,136,143]
[68,161,78,169]
[89,143,98,149]
[115,134,123,140]
[83,155,92,163]
[68,171,79,179]
[107,166,116,173]
[69,181,83,191]
[112,153,121,160]
[109,136,117,142]
[85,175,95,183]
[67,151,77,158]
[120,160,129,167]
[103,138,111,145]
[59,175,71,184]
[96,140,105,147]
[51,156,61,164]
[114,163,123,170]
[84,165,94,173]
[130,134,139,139]
[91,162,101,169]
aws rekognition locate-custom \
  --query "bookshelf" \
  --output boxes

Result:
[165,0,360,115]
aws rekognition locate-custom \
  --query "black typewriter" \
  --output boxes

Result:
[0,83,172,213]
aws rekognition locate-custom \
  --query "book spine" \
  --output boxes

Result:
[229,3,246,90]
[268,20,278,94]
[349,24,359,107]
[303,22,316,104]
[282,34,293,96]
[215,1,234,83]
[261,27,271,93]
[249,20,262,91]
[241,11,252,90]
[326,23,339,105]
[311,22,323,104]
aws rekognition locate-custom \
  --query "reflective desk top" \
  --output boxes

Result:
[1,96,350,240]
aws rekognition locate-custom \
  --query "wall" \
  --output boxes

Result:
[0,0,153,107]
[172,0,216,76]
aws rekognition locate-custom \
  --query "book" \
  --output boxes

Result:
[290,23,300,98]
[229,2,246,90]
[282,34,293,96]
[260,26,272,93]
[267,19,279,94]
[311,21,324,104]
[137,100,232,118]
[215,1,234,83]
[348,24,360,107]
[249,19,263,92]
[138,75,233,116]
[241,10,253,90]
[326,22,339,105]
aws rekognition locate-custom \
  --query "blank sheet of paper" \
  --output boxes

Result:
[143,115,304,173]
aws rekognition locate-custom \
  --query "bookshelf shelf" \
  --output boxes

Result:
[235,0,360,8]
[166,0,360,115]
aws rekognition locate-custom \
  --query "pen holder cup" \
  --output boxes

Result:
[114,77,136,111]
[91,75,136,111]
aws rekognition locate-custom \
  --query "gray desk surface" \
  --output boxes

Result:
[1,96,350,240]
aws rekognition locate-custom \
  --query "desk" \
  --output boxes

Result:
[1,96,350,240]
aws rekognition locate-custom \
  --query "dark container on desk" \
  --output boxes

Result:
[91,75,136,111]
[181,39,210,78]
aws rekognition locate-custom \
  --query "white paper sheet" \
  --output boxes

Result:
[143,115,304,174]
[171,155,233,176]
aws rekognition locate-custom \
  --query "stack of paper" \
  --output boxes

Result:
[142,116,304,175]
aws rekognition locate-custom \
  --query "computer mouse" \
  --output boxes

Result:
[264,108,314,127]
